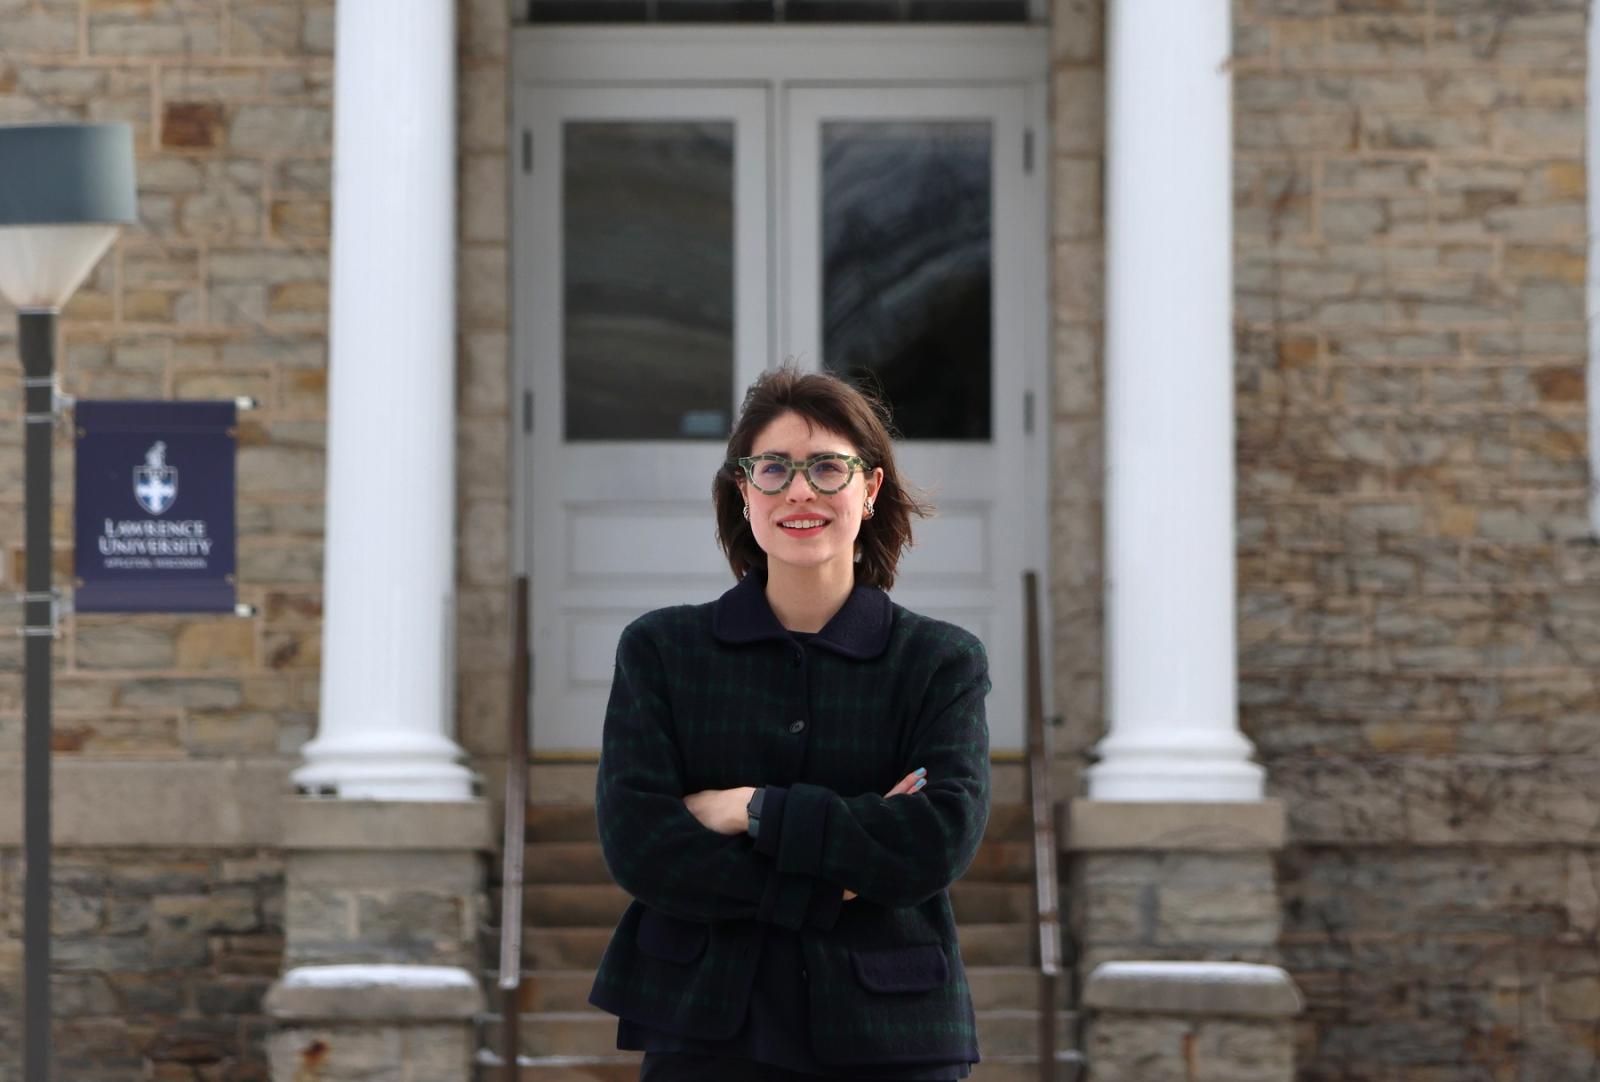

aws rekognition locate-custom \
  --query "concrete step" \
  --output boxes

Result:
[525,800,1034,845]
[476,1050,1084,1082]
[518,838,1043,889]
[508,921,1036,973]
[518,838,1038,886]
[501,881,1037,929]
[490,965,1057,1015]
[509,921,1035,971]
[480,1007,1077,1061]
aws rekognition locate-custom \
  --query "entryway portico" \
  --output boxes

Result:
[512,27,1052,754]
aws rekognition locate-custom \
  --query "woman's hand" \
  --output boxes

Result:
[680,768,928,901]
[683,785,758,836]
[843,767,927,902]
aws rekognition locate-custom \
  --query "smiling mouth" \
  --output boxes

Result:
[779,519,828,530]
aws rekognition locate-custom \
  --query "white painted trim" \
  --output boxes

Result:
[513,25,1048,85]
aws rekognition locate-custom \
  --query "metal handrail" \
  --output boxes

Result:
[497,576,532,1081]
[1023,571,1063,1081]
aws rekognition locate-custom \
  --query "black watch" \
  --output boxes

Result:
[745,787,765,840]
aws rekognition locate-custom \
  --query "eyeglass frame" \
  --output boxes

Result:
[730,452,873,495]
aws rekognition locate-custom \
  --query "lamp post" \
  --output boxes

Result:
[0,122,137,1082]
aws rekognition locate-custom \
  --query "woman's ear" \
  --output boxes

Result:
[867,467,884,502]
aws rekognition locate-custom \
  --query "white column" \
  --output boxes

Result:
[293,0,473,800]
[1087,0,1264,801]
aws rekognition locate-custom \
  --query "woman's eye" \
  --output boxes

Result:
[756,462,788,477]
[813,462,845,479]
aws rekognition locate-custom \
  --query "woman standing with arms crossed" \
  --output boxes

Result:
[589,368,992,1081]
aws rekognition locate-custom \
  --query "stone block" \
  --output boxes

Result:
[459,243,509,326]
[1052,154,1101,241]
[1052,66,1103,156]
[175,619,256,671]
[461,500,509,587]
[1052,0,1102,62]
[2,6,78,52]
[88,2,221,56]
[460,64,508,152]
[462,329,509,413]
[75,622,177,670]
[229,3,302,56]
[229,105,332,153]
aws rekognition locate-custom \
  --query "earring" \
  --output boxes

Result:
[742,503,750,521]
[863,499,875,520]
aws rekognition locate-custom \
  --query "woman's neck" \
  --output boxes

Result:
[764,560,855,633]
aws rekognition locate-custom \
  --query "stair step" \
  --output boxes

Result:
[516,838,1037,886]
[489,965,1058,1014]
[475,1050,1083,1082]
[502,881,1037,929]
[513,921,1035,971]
[480,1008,1077,1061]
[526,801,1034,845]
[476,1049,639,1081]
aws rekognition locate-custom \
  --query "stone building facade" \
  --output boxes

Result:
[0,0,1593,1079]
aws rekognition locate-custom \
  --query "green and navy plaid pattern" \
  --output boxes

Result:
[588,572,991,1067]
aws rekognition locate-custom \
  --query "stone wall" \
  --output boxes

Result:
[1230,0,1596,1078]
[0,847,283,1082]
[0,2,512,1078]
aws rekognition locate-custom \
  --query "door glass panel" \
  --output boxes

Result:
[564,121,735,440]
[820,120,992,440]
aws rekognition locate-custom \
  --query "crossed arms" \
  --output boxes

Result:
[595,622,991,932]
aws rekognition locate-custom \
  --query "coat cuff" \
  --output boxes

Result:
[753,785,786,858]
[774,782,831,879]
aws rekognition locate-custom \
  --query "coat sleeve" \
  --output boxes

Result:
[595,619,844,931]
[759,636,991,909]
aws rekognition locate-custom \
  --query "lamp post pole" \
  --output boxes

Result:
[0,121,137,1082]
[19,309,55,1082]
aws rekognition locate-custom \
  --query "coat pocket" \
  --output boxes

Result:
[634,907,709,964]
[849,943,949,994]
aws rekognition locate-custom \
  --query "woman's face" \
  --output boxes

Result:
[739,410,884,580]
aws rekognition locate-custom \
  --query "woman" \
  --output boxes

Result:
[588,368,992,1081]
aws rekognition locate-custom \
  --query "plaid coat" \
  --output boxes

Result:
[588,571,992,1069]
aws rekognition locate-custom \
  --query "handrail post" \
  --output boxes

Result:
[497,575,532,1081]
[1024,571,1063,1081]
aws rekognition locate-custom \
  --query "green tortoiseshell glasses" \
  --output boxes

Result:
[732,453,870,495]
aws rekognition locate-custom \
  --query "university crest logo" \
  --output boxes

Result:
[134,441,178,516]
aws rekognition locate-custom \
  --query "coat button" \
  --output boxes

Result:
[789,720,806,734]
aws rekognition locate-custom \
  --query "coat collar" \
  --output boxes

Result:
[711,570,892,660]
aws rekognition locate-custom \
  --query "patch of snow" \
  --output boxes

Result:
[1094,961,1288,985]
[280,964,478,990]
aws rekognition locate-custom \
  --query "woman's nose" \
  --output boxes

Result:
[786,470,818,500]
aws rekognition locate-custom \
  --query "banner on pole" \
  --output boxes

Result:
[74,400,237,613]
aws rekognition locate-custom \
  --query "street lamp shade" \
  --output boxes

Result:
[0,123,138,311]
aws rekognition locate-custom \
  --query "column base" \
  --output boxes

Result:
[1064,799,1286,974]
[1084,735,1266,801]
[292,732,477,800]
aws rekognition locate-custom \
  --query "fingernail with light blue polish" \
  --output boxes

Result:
[914,767,926,776]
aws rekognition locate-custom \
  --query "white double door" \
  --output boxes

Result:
[516,71,1043,753]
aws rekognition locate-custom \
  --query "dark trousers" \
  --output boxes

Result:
[640,1052,952,1081]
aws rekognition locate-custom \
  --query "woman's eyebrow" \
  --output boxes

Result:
[753,448,846,458]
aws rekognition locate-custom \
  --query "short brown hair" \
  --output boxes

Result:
[713,367,930,590]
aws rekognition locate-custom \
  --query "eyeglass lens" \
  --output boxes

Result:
[748,457,855,494]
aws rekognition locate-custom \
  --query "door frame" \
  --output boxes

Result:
[509,25,1053,755]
